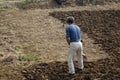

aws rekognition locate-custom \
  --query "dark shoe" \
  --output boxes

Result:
[68,73,75,77]
[78,69,82,71]
[77,68,83,73]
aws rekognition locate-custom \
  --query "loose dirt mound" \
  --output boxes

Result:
[22,10,120,80]
[22,61,105,80]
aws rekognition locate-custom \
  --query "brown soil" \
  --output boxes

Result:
[0,3,120,80]
[21,10,120,80]
[19,0,120,9]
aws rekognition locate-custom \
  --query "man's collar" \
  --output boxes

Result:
[69,23,74,25]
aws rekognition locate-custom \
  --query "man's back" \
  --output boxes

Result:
[66,24,81,42]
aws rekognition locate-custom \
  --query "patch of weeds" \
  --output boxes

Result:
[18,51,38,63]
[18,54,25,61]
[15,45,21,51]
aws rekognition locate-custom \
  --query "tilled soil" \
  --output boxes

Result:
[19,0,120,9]
[22,10,120,80]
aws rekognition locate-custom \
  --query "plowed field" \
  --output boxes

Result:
[22,10,120,80]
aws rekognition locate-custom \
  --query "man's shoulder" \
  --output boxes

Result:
[74,24,79,27]
[71,24,79,27]
[66,24,79,29]
[74,25,80,29]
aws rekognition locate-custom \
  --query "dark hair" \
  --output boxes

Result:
[66,17,74,24]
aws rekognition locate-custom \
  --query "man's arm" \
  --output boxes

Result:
[66,26,70,45]
[66,37,70,45]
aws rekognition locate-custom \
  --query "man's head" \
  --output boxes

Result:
[66,16,74,24]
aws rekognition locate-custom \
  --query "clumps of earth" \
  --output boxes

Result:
[22,10,120,80]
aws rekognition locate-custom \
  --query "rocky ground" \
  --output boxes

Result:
[0,1,120,80]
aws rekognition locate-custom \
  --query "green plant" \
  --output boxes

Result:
[18,54,25,61]
[15,45,21,51]
[18,51,38,62]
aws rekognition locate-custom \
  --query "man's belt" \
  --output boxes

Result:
[70,40,80,43]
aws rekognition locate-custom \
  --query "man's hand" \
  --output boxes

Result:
[66,38,70,45]
[81,40,83,43]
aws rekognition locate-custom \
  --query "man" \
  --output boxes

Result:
[65,16,84,75]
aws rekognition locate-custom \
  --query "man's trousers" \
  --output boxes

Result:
[67,41,84,74]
